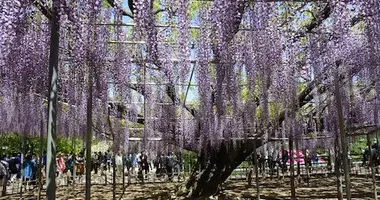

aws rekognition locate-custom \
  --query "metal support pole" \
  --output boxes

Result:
[46,1,60,199]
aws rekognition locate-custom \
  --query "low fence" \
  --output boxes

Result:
[3,161,380,197]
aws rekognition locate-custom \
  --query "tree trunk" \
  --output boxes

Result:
[184,140,260,199]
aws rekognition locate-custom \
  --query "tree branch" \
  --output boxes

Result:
[106,0,169,19]
[33,0,52,20]
[106,0,134,19]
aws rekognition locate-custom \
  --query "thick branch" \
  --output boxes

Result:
[106,0,134,18]
[33,0,52,19]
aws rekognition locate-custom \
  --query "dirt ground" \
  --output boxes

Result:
[0,175,377,199]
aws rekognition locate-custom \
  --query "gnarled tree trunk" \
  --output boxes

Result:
[183,139,261,199]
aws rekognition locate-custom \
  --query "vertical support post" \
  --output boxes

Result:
[143,61,147,149]
[334,131,344,200]
[112,155,116,200]
[85,66,93,200]
[122,153,125,188]
[295,138,301,183]
[289,134,296,200]
[372,101,378,200]
[334,67,351,200]
[142,61,147,185]
[368,131,377,200]
[38,119,44,199]
[303,146,310,187]
[20,128,25,197]
[46,0,60,199]
[73,137,76,187]
[253,140,260,200]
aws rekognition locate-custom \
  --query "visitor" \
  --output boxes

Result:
[66,153,75,180]
[140,151,149,178]
[371,146,377,166]
[8,153,20,182]
[166,152,174,181]
[0,156,8,196]
[153,153,160,176]
[41,151,47,179]
[106,151,112,172]
[305,149,312,172]
[76,153,85,176]
[16,153,21,171]
[176,152,183,175]
[115,152,123,176]
[258,153,265,173]
[132,153,137,174]
[362,148,370,166]
[23,154,35,190]
[56,153,66,177]
[154,153,164,177]
[97,152,104,174]
[136,152,143,181]
[348,151,352,168]
[92,152,99,174]
[103,152,108,171]
[281,147,289,172]
[125,153,132,173]
[31,154,38,183]
[312,152,319,168]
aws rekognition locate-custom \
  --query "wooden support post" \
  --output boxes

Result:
[334,69,351,200]
[372,101,378,200]
[334,132,343,200]
[253,140,260,200]
[37,119,44,199]
[85,66,93,200]
[289,134,296,200]
[112,155,116,200]
[295,138,301,184]
[20,130,25,198]
[303,147,310,187]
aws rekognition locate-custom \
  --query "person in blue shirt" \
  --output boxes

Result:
[23,154,35,183]
[132,153,137,174]
[42,151,47,167]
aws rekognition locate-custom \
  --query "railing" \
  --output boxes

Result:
[3,161,380,197]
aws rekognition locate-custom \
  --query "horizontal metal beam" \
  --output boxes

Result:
[129,137,162,141]
[128,136,260,141]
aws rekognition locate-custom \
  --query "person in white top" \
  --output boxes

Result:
[115,152,123,176]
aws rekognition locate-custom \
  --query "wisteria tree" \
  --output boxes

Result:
[1,0,380,199]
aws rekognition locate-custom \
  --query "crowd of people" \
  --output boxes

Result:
[0,153,39,184]
[0,149,184,188]
[253,147,320,174]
